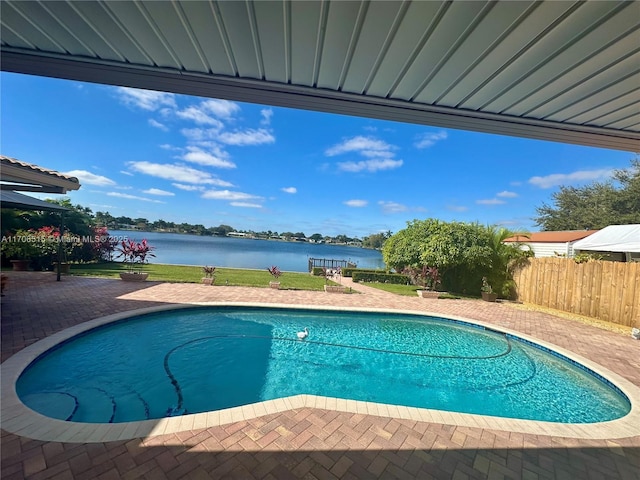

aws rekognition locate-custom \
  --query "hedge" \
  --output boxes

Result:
[342,267,384,277]
[352,272,410,284]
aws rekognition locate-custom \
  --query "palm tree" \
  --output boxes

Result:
[484,226,532,298]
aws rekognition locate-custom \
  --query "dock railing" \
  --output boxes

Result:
[308,257,357,273]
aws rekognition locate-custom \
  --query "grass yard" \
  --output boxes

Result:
[361,282,421,296]
[362,282,463,299]
[71,263,335,291]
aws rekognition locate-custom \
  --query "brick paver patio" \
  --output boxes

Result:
[1,271,639,479]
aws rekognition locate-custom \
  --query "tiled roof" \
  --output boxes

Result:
[0,155,79,184]
[504,230,599,243]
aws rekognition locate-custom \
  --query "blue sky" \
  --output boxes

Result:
[1,72,633,238]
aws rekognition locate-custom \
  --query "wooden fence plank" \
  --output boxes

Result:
[514,258,639,327]
[600,261,613,322]
[556,258,567,310]
[621,262,636,327]
[590,261,602,319]
[610,262,622,324]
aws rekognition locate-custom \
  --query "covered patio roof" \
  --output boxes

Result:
[1,0,638,151]
[0,155,81,194]
[0,190,70,212]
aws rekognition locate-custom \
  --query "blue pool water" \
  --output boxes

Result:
[17,307,630,424]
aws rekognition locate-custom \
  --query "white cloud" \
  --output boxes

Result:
[414,130,448,149]
[378,201,408,214]
[326,136,403,173]
[497,190,518,198]
[115,87,176,111]
[447,205,468,212]
[88,203,115,209]
[64,170,116,186]
[201,189,262,201]
[230,202,262,208]
[344,199,368,207]
[142,188,175,196]
[476,198,506,205]
[326,136,394,157]
[338,158,403,173]
[119,170,134,176]
[172,183,205,191]
[106,192,165,203]
[176,106,225,127]
[260,108,273,125]
[148,119,168,131]
[218,128,275,146]
[160,144,180,150]
[127,161,233,186]
[528,168,613,189]
[201,99,240,119]
[180,128,209,142]
[281,187,297,194]
[181,146,236,168]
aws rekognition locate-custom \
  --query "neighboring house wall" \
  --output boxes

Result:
[527,242,571,258]
[511,241,584,258]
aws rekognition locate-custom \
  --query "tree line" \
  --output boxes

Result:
[534,158,639,230]
[93,210,391,248]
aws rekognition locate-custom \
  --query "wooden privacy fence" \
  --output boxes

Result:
[512,257,639,327]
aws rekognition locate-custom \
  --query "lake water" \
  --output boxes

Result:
[110,230,385,273]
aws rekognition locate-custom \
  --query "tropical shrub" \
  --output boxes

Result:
[352,272,410,284]
[0,226,85,270]
[267,265,282,280]
[341,268,382,277]
[403,265,441,290]
[116,239,155,272]
[93,226,119,261]
[383,219,531,297]
[202,265,217,278]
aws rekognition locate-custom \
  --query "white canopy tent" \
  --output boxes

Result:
[572,224,640,254]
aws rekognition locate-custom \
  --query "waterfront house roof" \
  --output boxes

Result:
[0,155,80,194]
[504,230,599,244]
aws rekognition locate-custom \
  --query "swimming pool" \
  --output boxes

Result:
[16,306,631,425]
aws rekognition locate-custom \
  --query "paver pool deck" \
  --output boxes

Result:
[1,271,639,479]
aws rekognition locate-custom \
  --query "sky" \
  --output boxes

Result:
[1,72,634,238]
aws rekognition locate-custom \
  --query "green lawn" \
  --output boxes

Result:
[362,282,463,299]
[71,262,336,291]
[361,282,421,296]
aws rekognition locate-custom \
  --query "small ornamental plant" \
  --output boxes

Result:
[481,276,493,294]
[93,226,118,261]
[267,265,282,280]
[116,239,155,273]
[202,266,216,278]
[267,265,282,288]
[202,265,216,285]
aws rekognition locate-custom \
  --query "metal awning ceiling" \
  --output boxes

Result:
[1,0,639,151]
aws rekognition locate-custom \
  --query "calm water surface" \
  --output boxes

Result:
[17,307,630,424]
[110,230,384,272]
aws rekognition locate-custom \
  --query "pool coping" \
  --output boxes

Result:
[2,302,639,443]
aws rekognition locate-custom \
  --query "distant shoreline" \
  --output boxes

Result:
[111,228,381,250]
